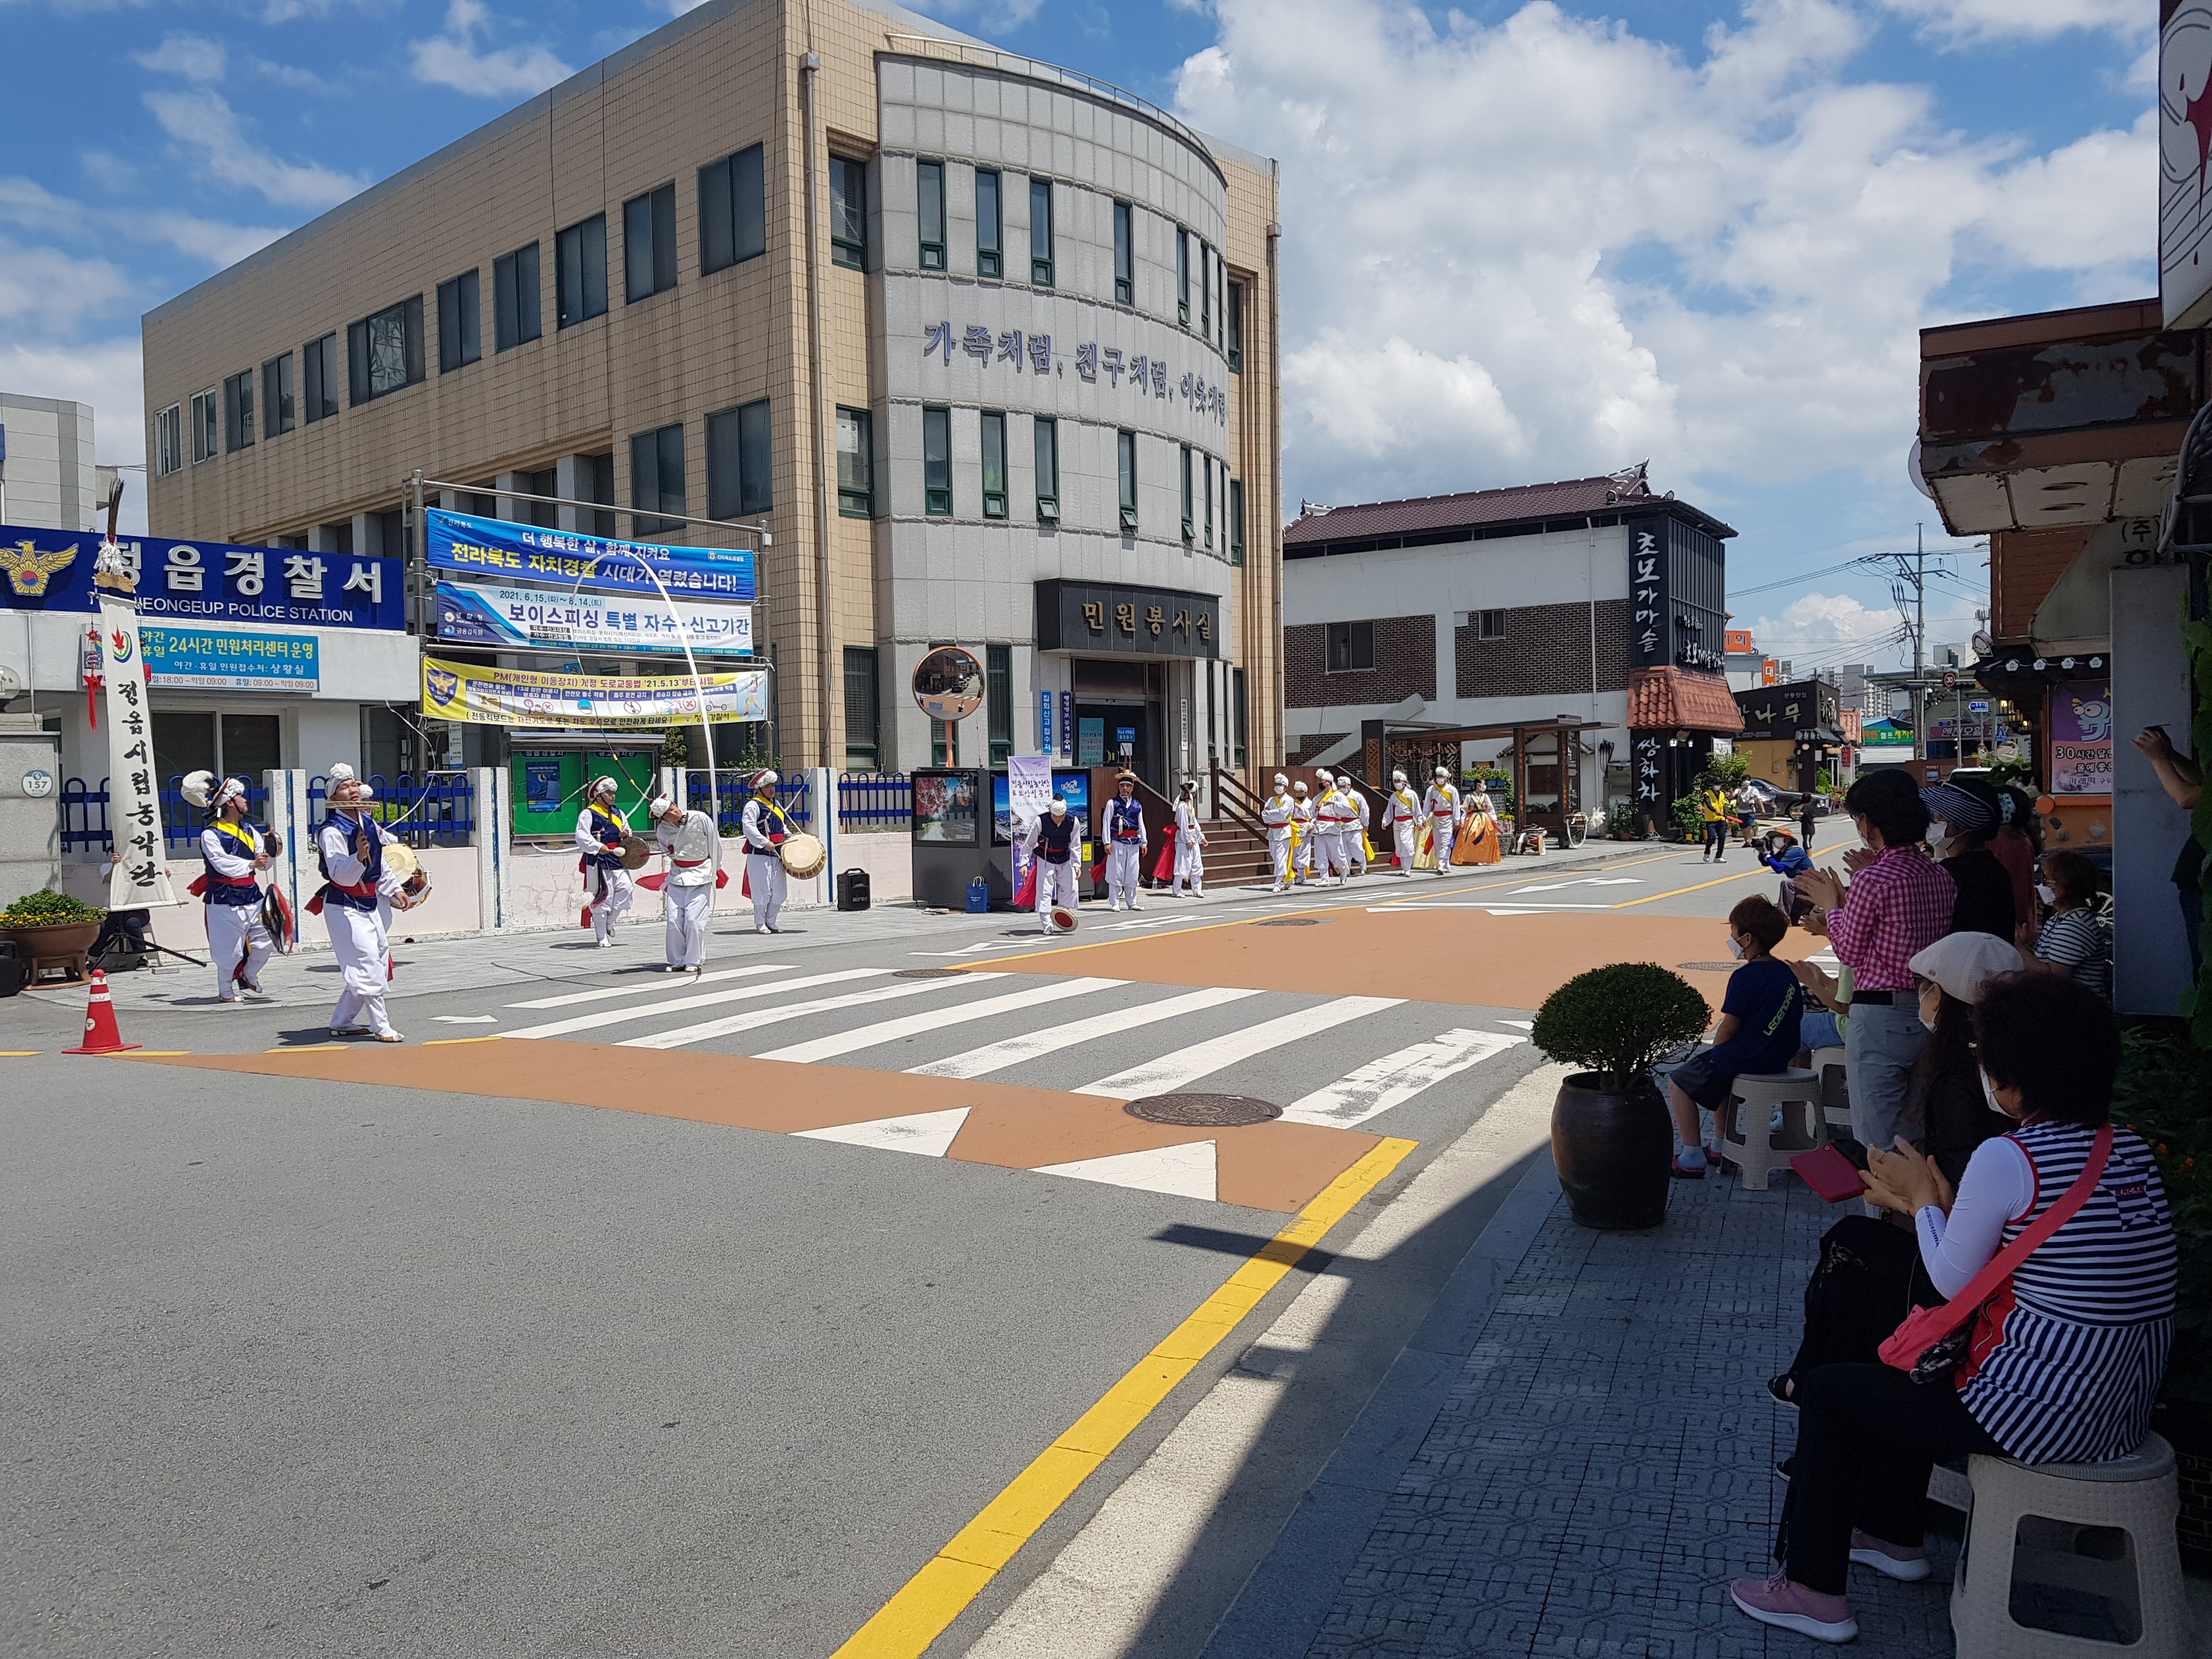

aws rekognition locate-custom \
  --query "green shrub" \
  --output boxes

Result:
[1605,802,1639,839]
[1532,962,1711,1091]
[1671,794,1704,840]
[2114,1025,2212,1408]
[2,889,105,928]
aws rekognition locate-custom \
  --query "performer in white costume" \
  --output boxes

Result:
[1101,773,1147,910]
[575,777,634,946]
[1387,770,1422,876]
[1261,773,1296,893]
[1423,766,1462,877]
[1345,781,1371,877]
[1310,770,1341,884]
[187,772,273,1002]
[1023,795,1081,929]
[1290,781,1316,883]
[740,771,792,934]
[315,776,401,1041]
[653,793,722,970]
[1171,779,1207,896]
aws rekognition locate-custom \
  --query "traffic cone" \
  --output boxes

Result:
[65,969,142,1055]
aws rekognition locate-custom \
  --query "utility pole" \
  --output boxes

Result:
[1912,523,1926,764]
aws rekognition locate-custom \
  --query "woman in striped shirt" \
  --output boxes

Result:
[1732,973,2175,1644]
[2028,849,2113,1003]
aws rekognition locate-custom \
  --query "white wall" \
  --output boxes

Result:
[0,392,97,532]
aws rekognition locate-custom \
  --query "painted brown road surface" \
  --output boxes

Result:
[951,906,1824,1010]
[128,1042,1387,1215]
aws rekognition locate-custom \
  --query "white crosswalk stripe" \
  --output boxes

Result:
[1074,995,1402,1101]
[505,968,887,1039]
[906,985,1263,1081]
[507,963,793,1010]
[1279,1030,1525,1130]
[619,975,1010,1051]
[753,977,1126,1064]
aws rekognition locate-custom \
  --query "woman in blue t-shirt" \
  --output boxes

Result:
[1668,895,1804,1177]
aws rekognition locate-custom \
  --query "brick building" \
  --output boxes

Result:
[1281,468,1741,819]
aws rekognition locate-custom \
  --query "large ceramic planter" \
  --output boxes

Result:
[1551,1071,1671,1230]
[2,919,101,982]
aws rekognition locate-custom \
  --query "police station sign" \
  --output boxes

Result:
[0,522,401,630]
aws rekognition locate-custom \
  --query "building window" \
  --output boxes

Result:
[830,156,866,270]
[1326,620,1376,673]
[629,423,685,535]
[154,404,183,476]
[1227,280,1244,373]
[980,410,1008,519]
[581,452,617,536]
[1203,455,1214,551]
[302,333,338,422]
[347,295,425,405]
[975,168,1001,278]
[1180,445,1194,542]
[1229,477,1244,565]
[1029,177,1053,286]
[706,398,772,518]
[1114,200,1133,305]
[1232,665,1247,767]
[1177,229,1190,326]
[986,641,1012,766]
[437,270,480,372]
[1118,430,1137,533]
[843,645,880,770]
[190,389,217,463]
[624,183,677,303]
[556,213,608,327]
[837,406,874,517]
[261,353,294,439]
[494,243,541,349]
[318,520,355,556]
[222,370,254,453]
[700,144,767,273]
[1200,243,1213,341]
[916,159,945,270]
[919,405,952,516]
[1033,416,1058,522]
[1472,608,1506,640]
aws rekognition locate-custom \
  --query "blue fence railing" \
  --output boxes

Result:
[839,772,911,832]
[60,773,475,853]
[683,770,811,839]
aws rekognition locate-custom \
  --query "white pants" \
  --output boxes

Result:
[1294,831,1315,878]
[591,864,634,939]
[1431,818,1457,872]
[1034,856,1078,926]
[1267,829,1293,887]
[664,881,713,966]
[1392,820,1418,873]
[747,852,787,929]
[1312,830,1342,881]
[207,899,272,999]
[324,903,392,1035]
[1347,826,1367,873]
[1174,836,1204,892]
[1105,841,1144,907]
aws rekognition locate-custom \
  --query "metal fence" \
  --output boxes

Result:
[683,770,811,839]
[60,773,475,854]
[838,772,911,833]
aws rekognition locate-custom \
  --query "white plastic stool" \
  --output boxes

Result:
[1717,1068,1821,1190]
[1952,1433,2192,1659]
[1808,1045,1849,1139]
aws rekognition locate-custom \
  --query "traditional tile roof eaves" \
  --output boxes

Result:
[1627,667,1745,733]
[1283,475,1736,548]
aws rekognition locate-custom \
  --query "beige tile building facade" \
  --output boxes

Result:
[141,0,1282,786]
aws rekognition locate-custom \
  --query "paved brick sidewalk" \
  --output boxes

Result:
[1298,1170,1958,1657]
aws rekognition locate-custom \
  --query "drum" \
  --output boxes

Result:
[383,843,419,881]
[620,834,654,871]
[779,832,827,879]
[1048,905,1079,934]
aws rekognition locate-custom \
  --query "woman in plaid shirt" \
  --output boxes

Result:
[1794,772,1955,1153]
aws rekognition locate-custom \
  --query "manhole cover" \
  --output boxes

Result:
[895,967,967,979]
[1258,916,1323,927]
[1677,962,1737,972]
[1124,1094,1283,1128]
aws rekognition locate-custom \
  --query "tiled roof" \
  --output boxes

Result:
[1283,475,1736,548]
[1627,667,1745,733]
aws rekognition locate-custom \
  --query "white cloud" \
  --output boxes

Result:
[1873,1,2151,48]
[410,0,572,99]
[0,338,148,475]
[0,236,137,331]
[0,173,286,270]
[143,88,364,208]
[1173,0,2156,515]
[132,32,226,82]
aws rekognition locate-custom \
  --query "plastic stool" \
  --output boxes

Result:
[1717,1068,1821,1190]
[1952,1433,2191,1658]
[1808,1045,1849,1138]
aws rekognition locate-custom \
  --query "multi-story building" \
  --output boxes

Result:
[0,392,102,533]
[140,0,1282,790]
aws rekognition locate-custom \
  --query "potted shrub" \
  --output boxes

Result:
[1,889,108,982]
[1532,962,1711,1230]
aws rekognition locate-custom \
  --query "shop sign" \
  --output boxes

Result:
[420,655,769,729]
[2048,678,2113,794]
[434,580,751,656]
[1034,579,1220,658]
[1038,688,1054,753]
[0,521,400,630]
[425,508,755,601]
[920,323,1227,426]
[142,625,319,691]
[1632,731,1665,806]
[2162,5,2212,326]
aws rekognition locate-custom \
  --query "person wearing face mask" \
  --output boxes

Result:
[1734,973,2174,1644]
[2027,849,2112,1002]
[1919,778,2015,941]
[1664,895,1804,1177]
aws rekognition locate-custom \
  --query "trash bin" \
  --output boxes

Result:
[837,869,871,912]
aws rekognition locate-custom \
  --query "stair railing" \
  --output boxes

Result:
[1208,764,1268,840]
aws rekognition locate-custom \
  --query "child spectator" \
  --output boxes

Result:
[1667,895,1805,1177]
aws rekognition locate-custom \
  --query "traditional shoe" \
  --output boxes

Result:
[1729,1571,1856,1644]
[1849,1530,1930,1581]
[596,939,615,949]
[330,1025,369,1038]
[373,1031,405,1044]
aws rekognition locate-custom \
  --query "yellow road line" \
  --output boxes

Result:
[830,1134,1419,1658]
[1,1051,42,1056]
[106,1050,192,1057]
[1370,848,1687,906]
[423,1035,504,1045]
[1606,842,1860,909]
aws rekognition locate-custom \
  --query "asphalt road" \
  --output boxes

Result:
[0,833,1853,1657]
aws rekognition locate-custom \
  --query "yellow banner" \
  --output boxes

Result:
[420,657,769,728]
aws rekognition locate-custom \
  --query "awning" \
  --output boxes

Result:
[1627,667,1745,734]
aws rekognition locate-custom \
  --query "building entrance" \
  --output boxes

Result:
[1071,657,1166,792]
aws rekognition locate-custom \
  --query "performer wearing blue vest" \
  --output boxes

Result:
[741,770,792,934]
[575,777,634,947]
[314,773,400,1041]
[1023,796,1081,931]
[185,771,273,1002]
[1103,773,1147,911]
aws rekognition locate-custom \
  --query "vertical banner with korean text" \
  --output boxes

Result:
[95,591,182,909]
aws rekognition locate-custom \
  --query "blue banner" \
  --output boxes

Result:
[425,508,756,601]
[142,625,320,690]
[0,522,402,630]
[434,580,751,656]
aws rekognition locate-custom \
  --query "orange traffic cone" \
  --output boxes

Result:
[65,969,142,1055]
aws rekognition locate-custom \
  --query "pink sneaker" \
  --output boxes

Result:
[1849,1528,1931,1581]
[1730,1571,1858,1643]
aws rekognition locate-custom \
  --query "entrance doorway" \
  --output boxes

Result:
[1071,657,1165,792]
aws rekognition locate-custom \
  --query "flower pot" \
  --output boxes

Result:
[2,919,102,985]
[1551,1071,1672,1230]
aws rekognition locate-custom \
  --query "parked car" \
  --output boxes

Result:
[1738,777,1826,814]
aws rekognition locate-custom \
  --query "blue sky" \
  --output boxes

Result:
[0,0,2163,670]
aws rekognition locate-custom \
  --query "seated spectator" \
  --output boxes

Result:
[1732,973,2175,1644]
[1786,952,1847,1055]
[1921,777,2015,941]
[2027,849,2112,1002]
[1666,895,1804,1177]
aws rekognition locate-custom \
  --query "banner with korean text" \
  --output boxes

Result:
[432,581,752,657]
[420,657,769,729]
[143,626,319,691]
[94,591,183,909]
[0,521,401,630]
[424,509,756,601]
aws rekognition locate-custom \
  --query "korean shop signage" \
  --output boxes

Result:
[141,625,320,691]
[922,323,1229,427]
[1034,579,1220,658]
[1733,679,1840,743]
[426,508,757,601]
[434,581,753,657]
[0,521,401,629]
